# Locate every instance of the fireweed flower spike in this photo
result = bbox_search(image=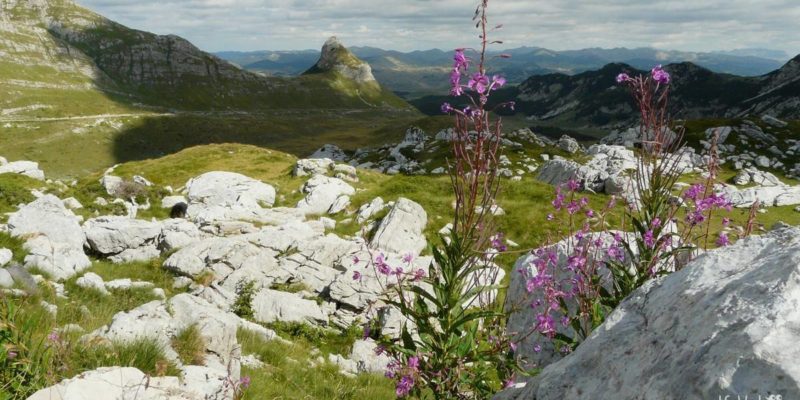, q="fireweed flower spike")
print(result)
[467,73,490,94]
[616,72,631,84]
[651,64,671,84]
